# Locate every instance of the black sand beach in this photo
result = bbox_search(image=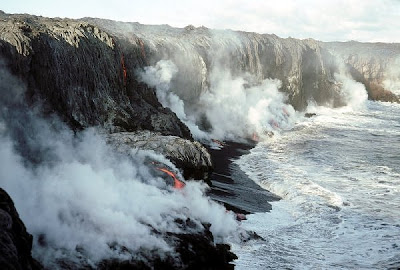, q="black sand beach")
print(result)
[207,141,280,215]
